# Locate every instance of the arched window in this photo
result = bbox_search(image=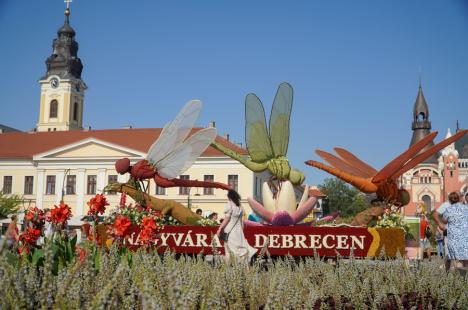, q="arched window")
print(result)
[49,100,58,118]
[417,112,426,122]
[422,195,432,213]
[73,102,79,121]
